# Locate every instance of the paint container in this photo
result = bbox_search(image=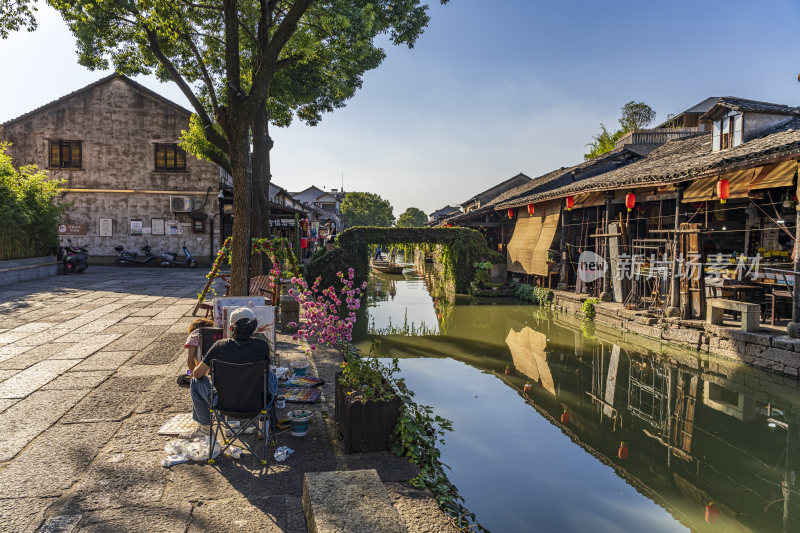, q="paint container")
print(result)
[287,410,312,437]
[276,395,285,409]
[291,361,309,376]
